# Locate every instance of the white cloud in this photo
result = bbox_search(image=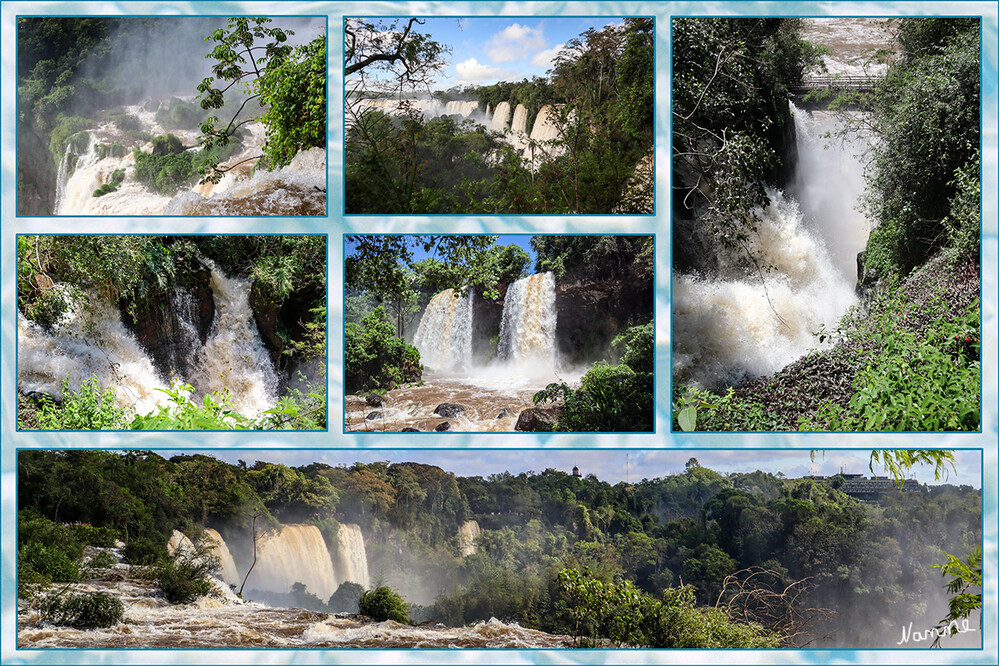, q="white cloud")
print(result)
[455,57,515,82]
[530,43,566,69]
[486,23,547,63]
